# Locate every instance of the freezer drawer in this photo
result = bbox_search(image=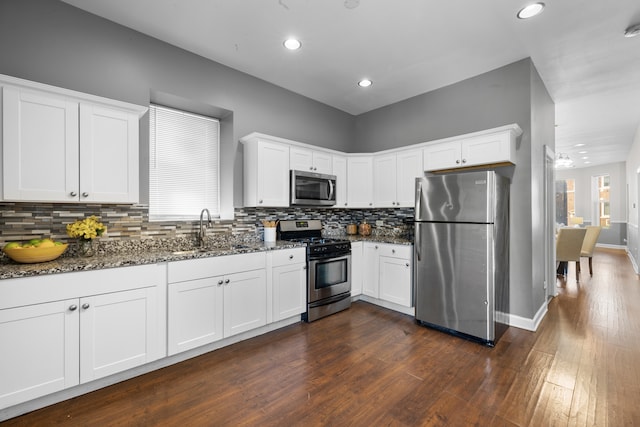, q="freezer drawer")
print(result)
[414,222,494,341]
